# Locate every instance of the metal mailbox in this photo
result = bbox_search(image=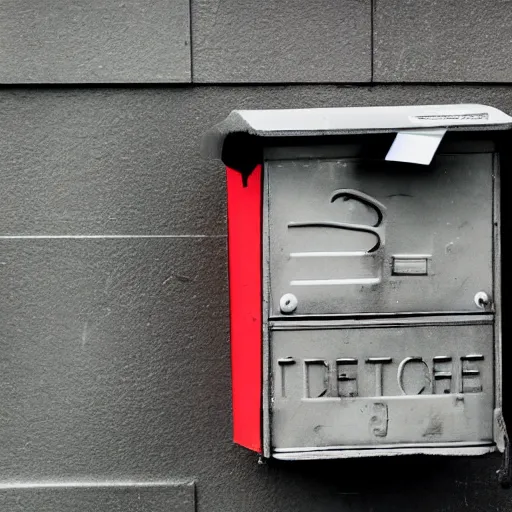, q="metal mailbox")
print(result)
[202,104,511,480]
